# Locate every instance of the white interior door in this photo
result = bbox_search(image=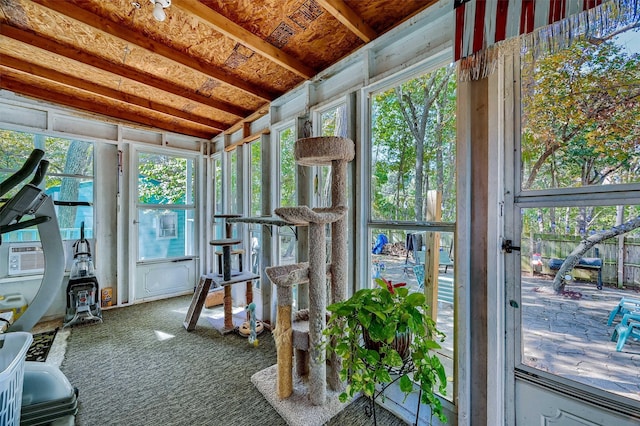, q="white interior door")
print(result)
[131,148,198,302]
